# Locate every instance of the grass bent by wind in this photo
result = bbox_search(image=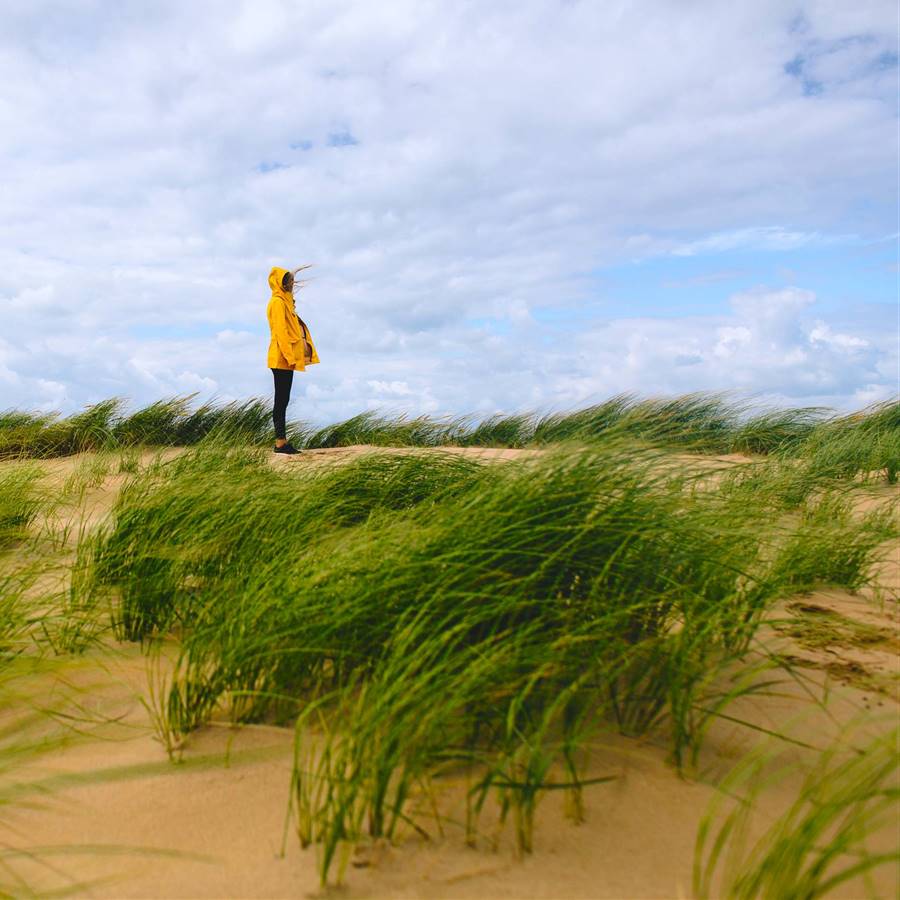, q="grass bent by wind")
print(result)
[0,392,897,893]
